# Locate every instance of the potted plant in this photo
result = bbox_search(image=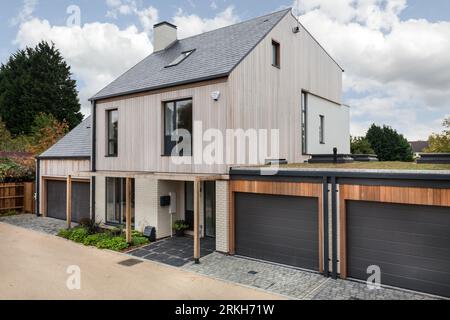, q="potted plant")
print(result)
[173,220,189,237]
